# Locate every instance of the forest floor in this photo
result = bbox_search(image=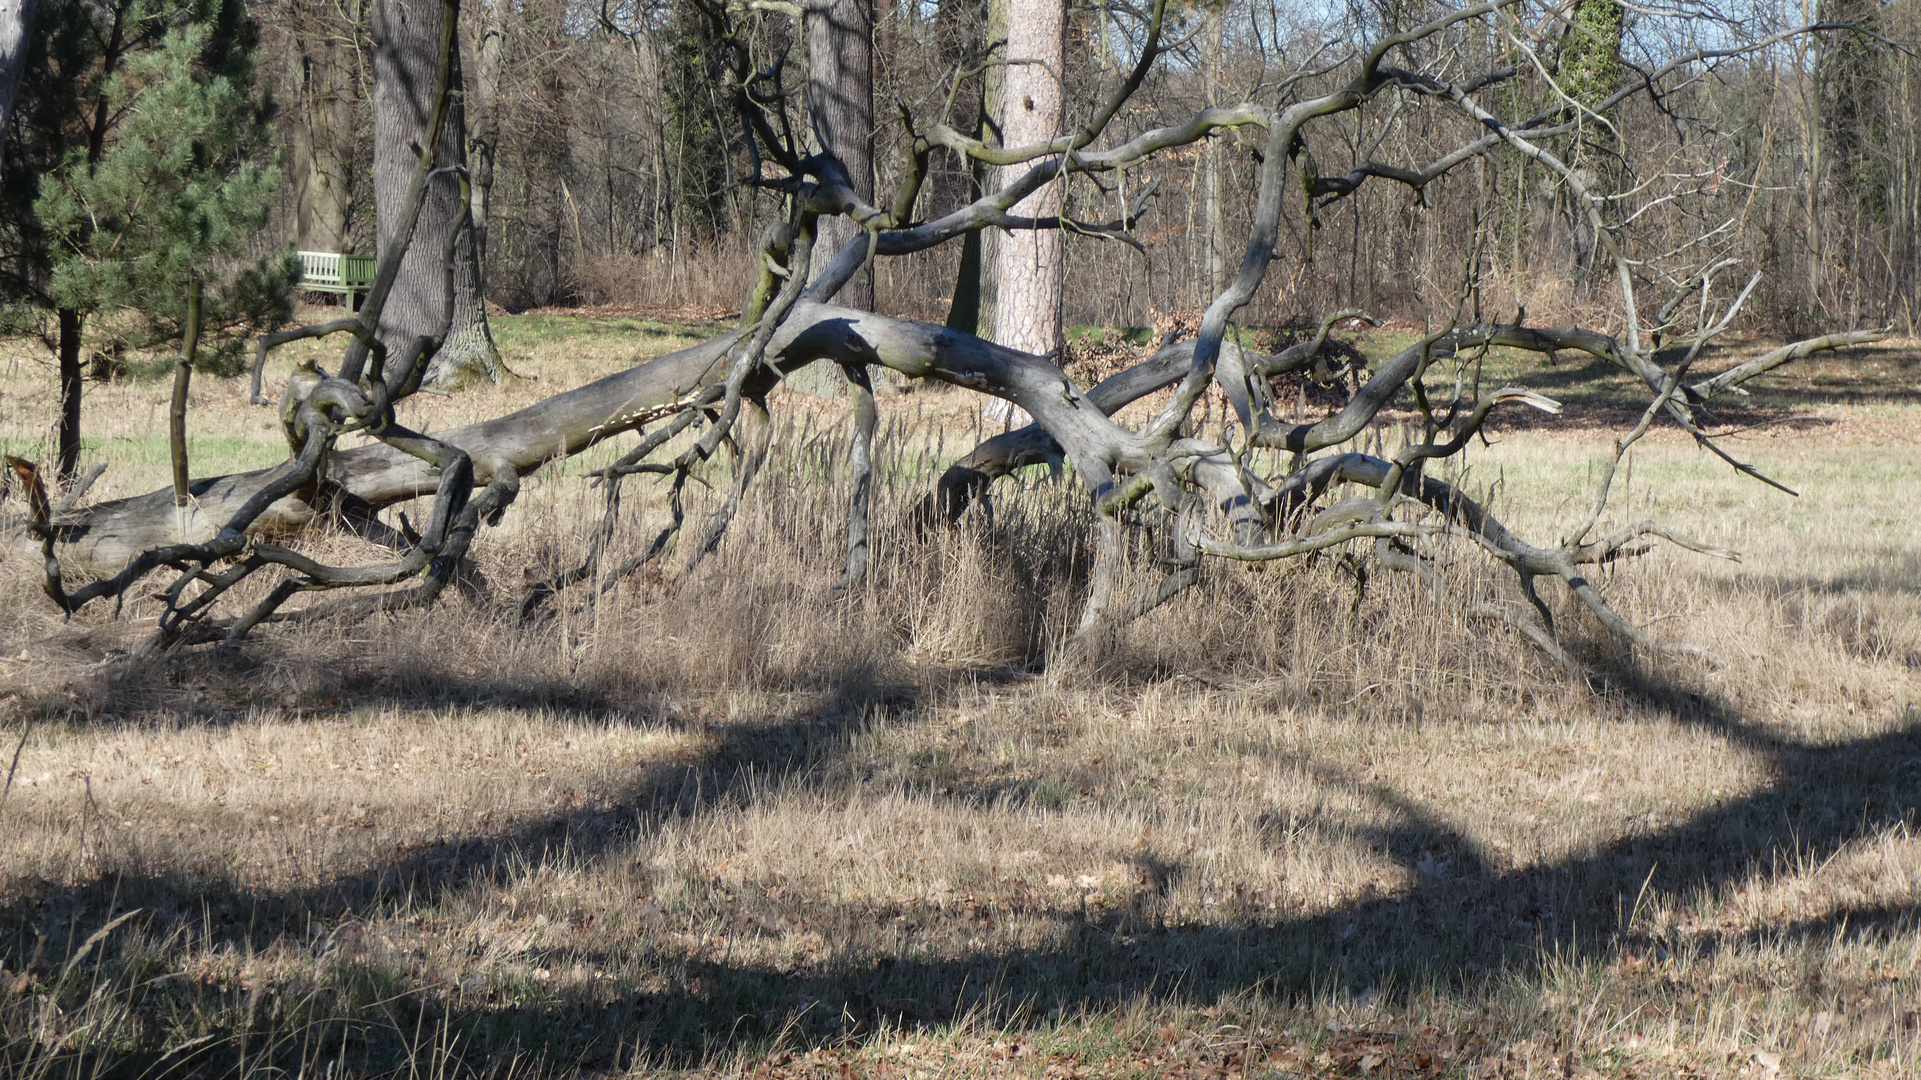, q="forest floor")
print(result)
[0,310,1918,1078]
